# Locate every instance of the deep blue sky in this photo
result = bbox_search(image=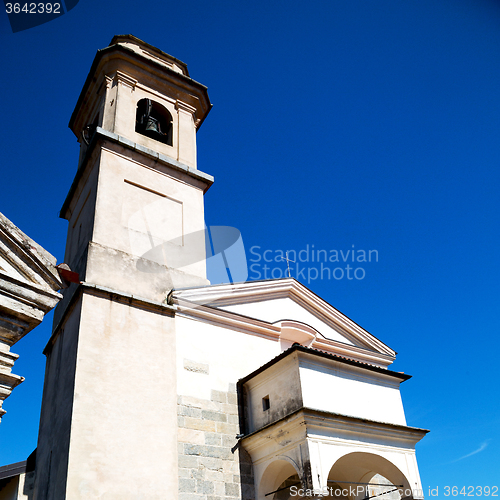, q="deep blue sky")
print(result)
[1,0,500,493]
